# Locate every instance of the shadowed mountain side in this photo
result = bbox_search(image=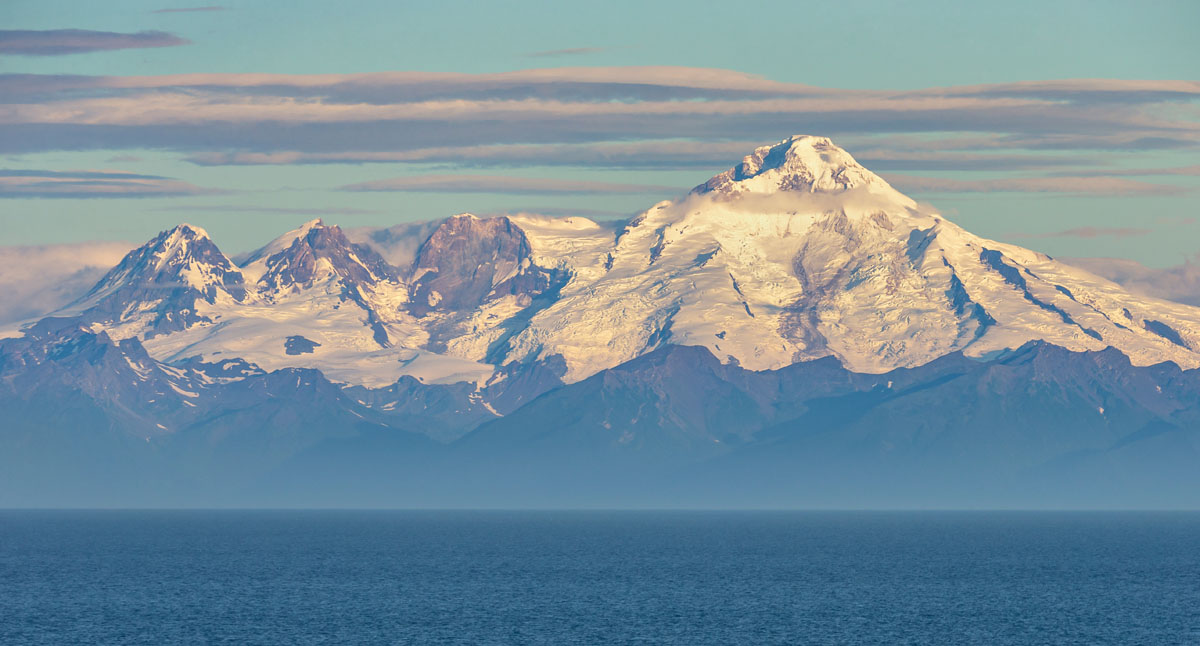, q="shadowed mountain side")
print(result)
[0,324,438,506]
[382,343,1200,508]
[689,344,1200,508]
[5,325,1200,507]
